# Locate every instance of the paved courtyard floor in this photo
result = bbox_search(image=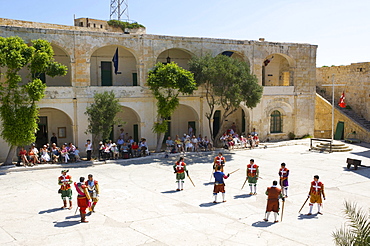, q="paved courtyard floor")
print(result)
[0,140,369,246]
